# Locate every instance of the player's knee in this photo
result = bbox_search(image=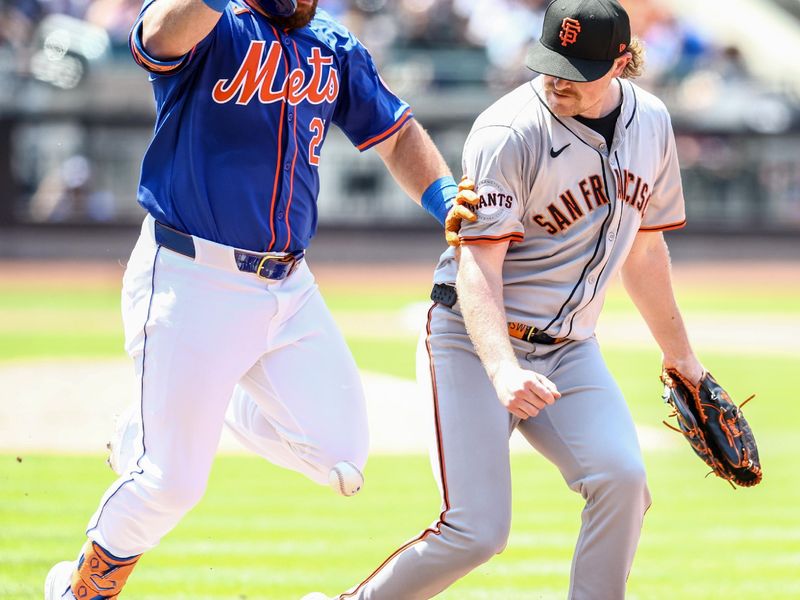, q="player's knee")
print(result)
[304,449,368,488]
[446,515,511,566]
[587,462,650,509]
[461,529,510,566]
[317,435,369,478]
[141,470,208,514]
[159,480,207,514]
[609,464,649,501]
